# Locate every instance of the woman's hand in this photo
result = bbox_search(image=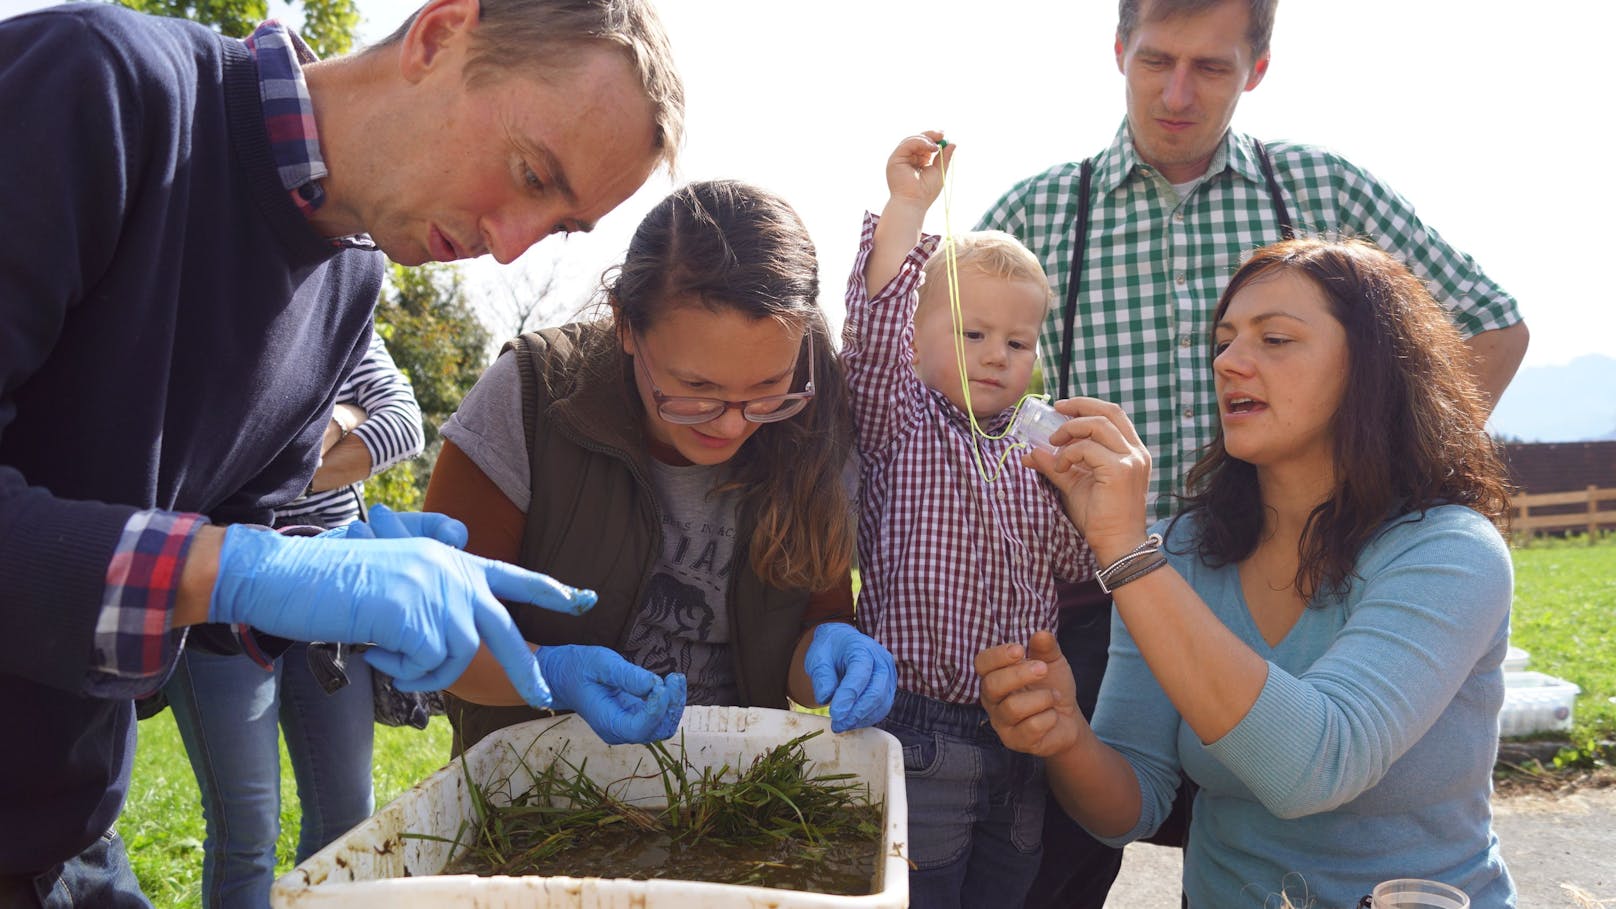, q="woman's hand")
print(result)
[976,630,1087,758]
[1022,397,1153,565]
